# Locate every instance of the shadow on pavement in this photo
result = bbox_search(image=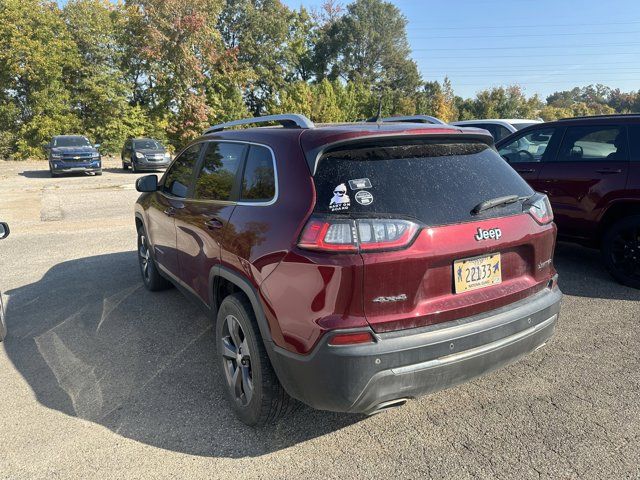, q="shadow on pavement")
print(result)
[3,252,361,458]
[18,170,53,179]
[102,168,165,175]
[19,170,101,178]
[5,244,637,457]
[554,242,640,301]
